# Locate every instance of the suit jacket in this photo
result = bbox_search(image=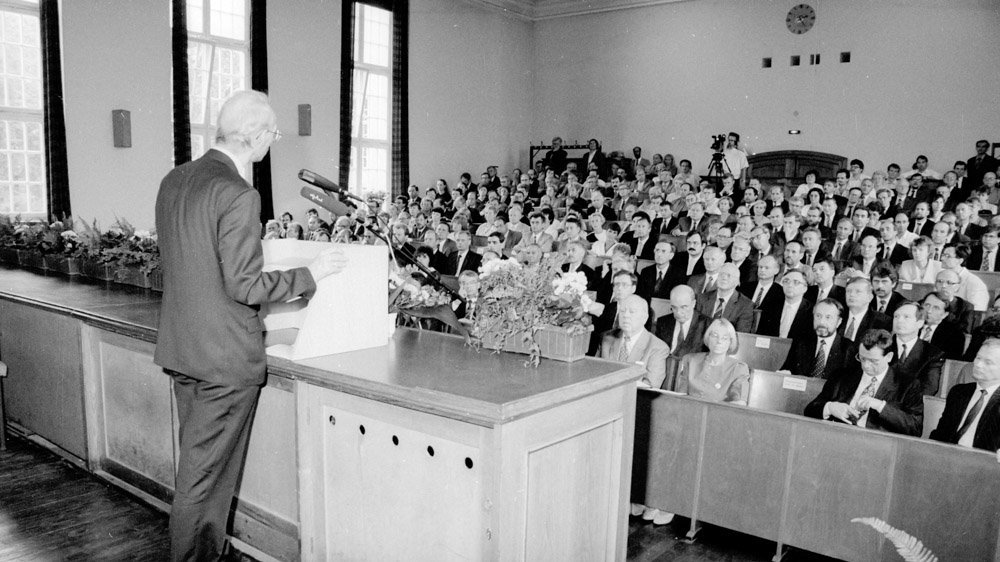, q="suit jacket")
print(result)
[840,309,891,342]
[956,222,985,241]
[445,250,482,276]
[734,258,758,286]
[781,333,855,379]
[891,337,944,396]
[869,292,906,317]
[514,231,555,254]
[671,252,706,277]
[965,154,1000,192]
[154,150,317,386]
[908,218,935,237]
[599,329,670,388]
[739,280,785,320]
[806,284,846,309]
[654,311,709,362]
[878,243,910,266]
[966,245,1000,272]
[827,238,857,264]
[697,289,754,333]
[562,262,597,290]
[757,298,813,338]
[619,231,656,260]
[927,319,967,361]
[674,216,709,237]
[944,296,975,333]
[652,216,680,237]
[637,263,682,300]
[804,366,924,436]
[930,382,1000,452]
